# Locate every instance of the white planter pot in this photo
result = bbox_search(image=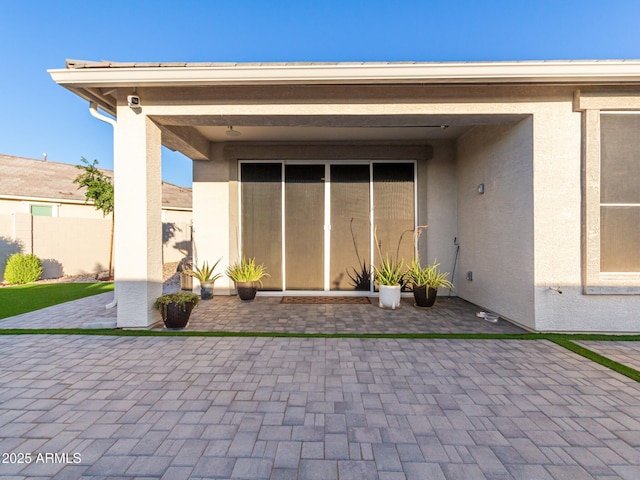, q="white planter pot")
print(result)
[379,284,401,309]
